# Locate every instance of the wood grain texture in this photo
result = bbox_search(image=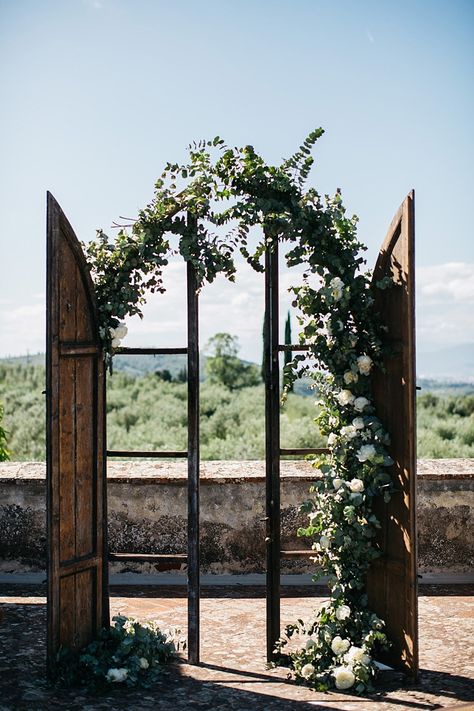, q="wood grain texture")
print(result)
[46,192,108,669]
[367,191,418,677]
